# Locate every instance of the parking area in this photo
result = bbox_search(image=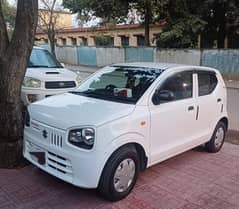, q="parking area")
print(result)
[0,141,239,209]
[1,64,238,209]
